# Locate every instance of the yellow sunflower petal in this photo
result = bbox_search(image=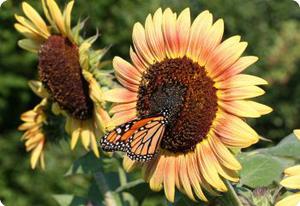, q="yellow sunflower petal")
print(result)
[14,23,42,40]
[280,175,300,189]
[20,110,36,122]
[25,133,44,148]
[64,116,72,134]
[40,151,46,170]
[15,14,47,39]
[41,0,55,28]
[18,121,37,131]
[247,101,273,116]
[18,39,40,53]
[123,156,140,172]
[28,80,49,98]
[63,0,74,41]
[30,140,44,169]
[90,132,100,158]
[285,165,300,176]
[22,2,50,37]
[95,107,111,132]
[46,0,66,35]
[81,121,91,150]
[70,119,81,149]
[275,193,300,206]
[294,130,300,139]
